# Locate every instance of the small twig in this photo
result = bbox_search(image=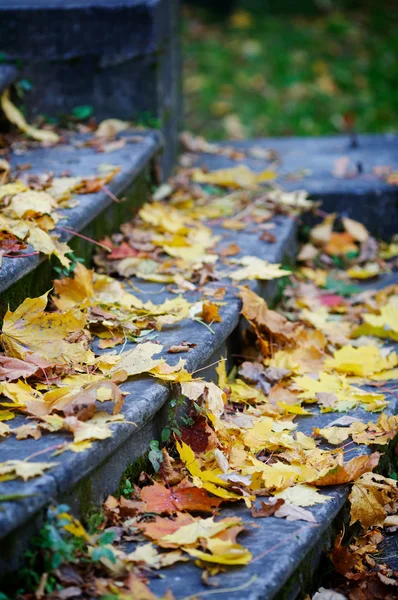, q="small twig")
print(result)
[3,251,40,258]
[24,444,64,462]
[192,357,226,375]
[103,185,124,204]
[56,226,111,252]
